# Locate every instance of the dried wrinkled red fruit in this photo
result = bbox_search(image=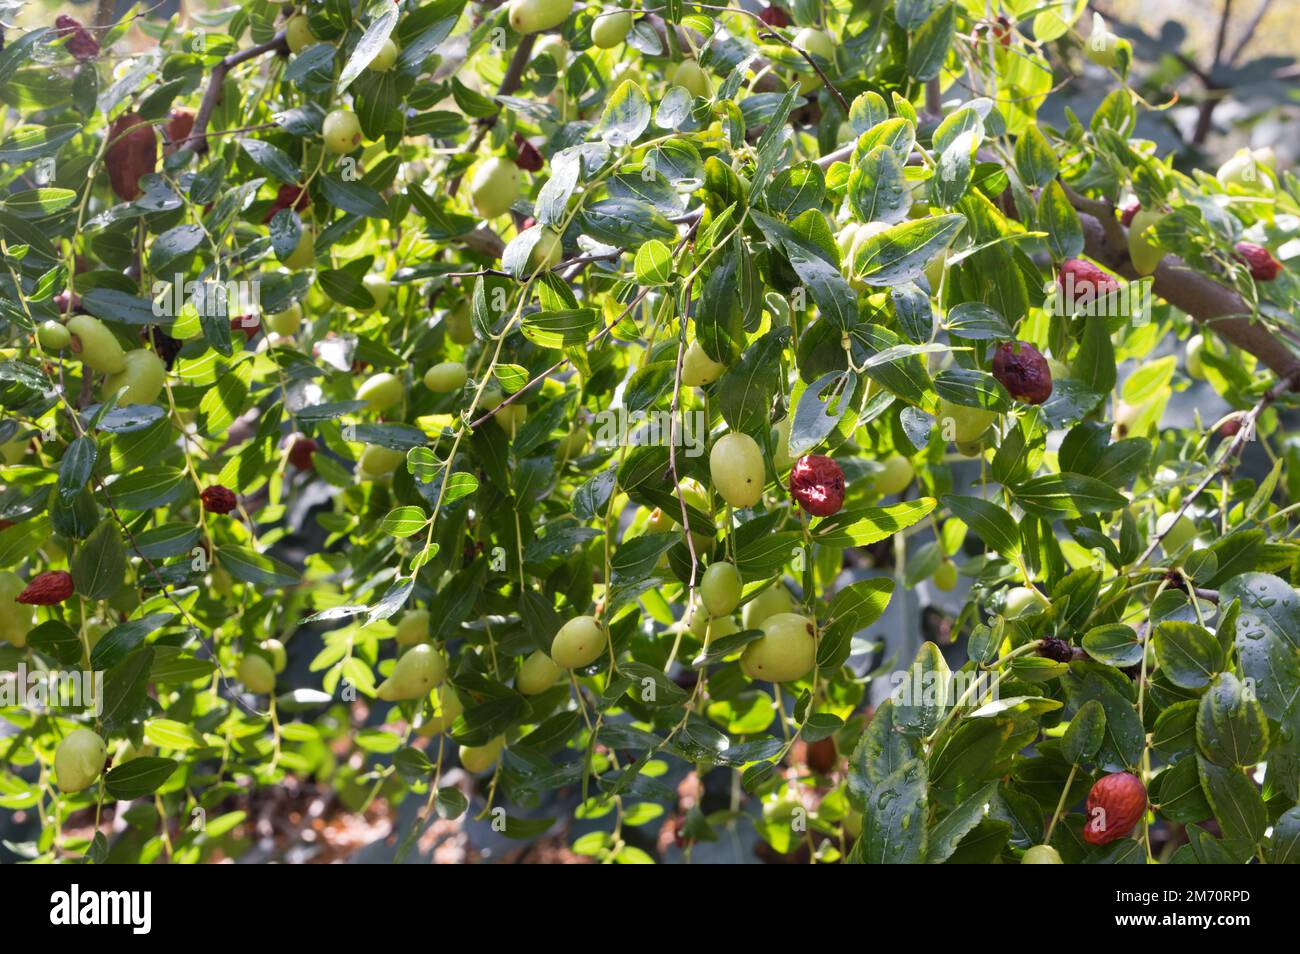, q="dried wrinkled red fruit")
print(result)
[1119,199,1141,227]
[1233,242,1282,282]
[163,108,195,155]
[1058,257,1120,305]
[512,133,544,173]
[756,5,791,27]
[288,437,318,470]
[790,454,845,517]
[1083,771,1147,845]
[105,112,158,201]
[200,485,238,514]
[991,340,1053,404]
[17,570,75,605]
[55,15,100,60]
[1037,637,1074,663]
